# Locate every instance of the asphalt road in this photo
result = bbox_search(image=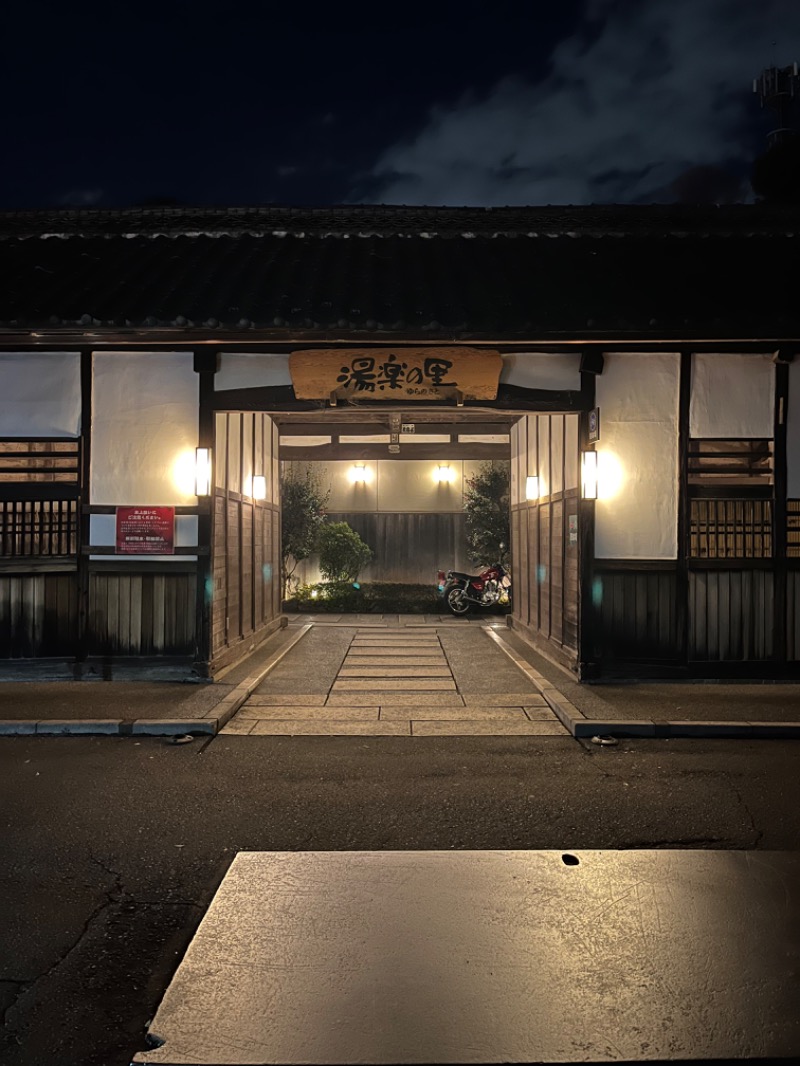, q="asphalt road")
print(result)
[2,732,800,1066]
